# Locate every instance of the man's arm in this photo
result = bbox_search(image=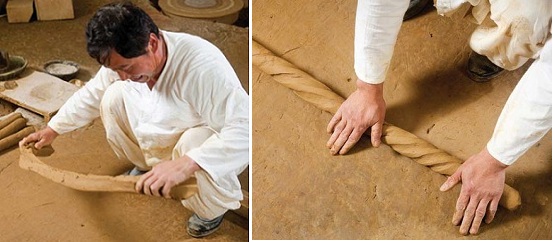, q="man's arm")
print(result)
[184,77,250,184]
[135,36,249,199]
[176,39,249,184]
[47,66,118,134]
[20,66,117,148]
[440,38,552,235]
[327,0,409,155]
